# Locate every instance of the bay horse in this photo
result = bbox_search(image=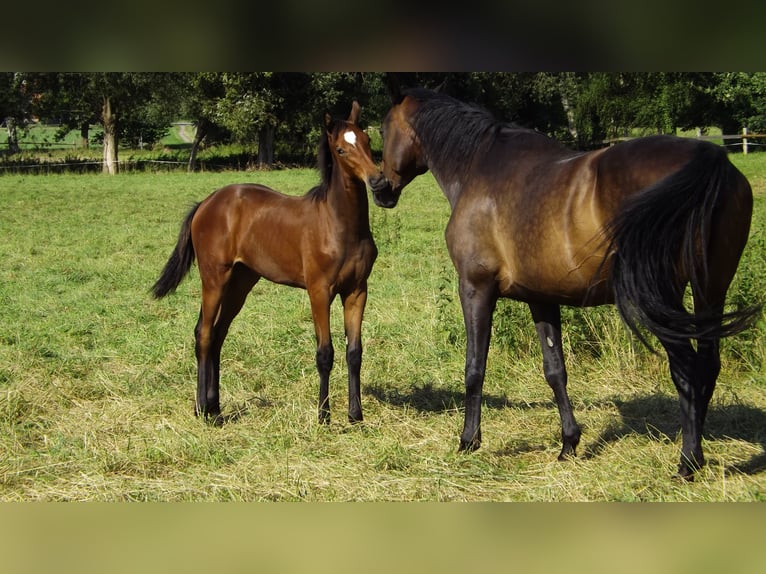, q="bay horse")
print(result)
[373,85,760,479]
[153,102,391,425]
